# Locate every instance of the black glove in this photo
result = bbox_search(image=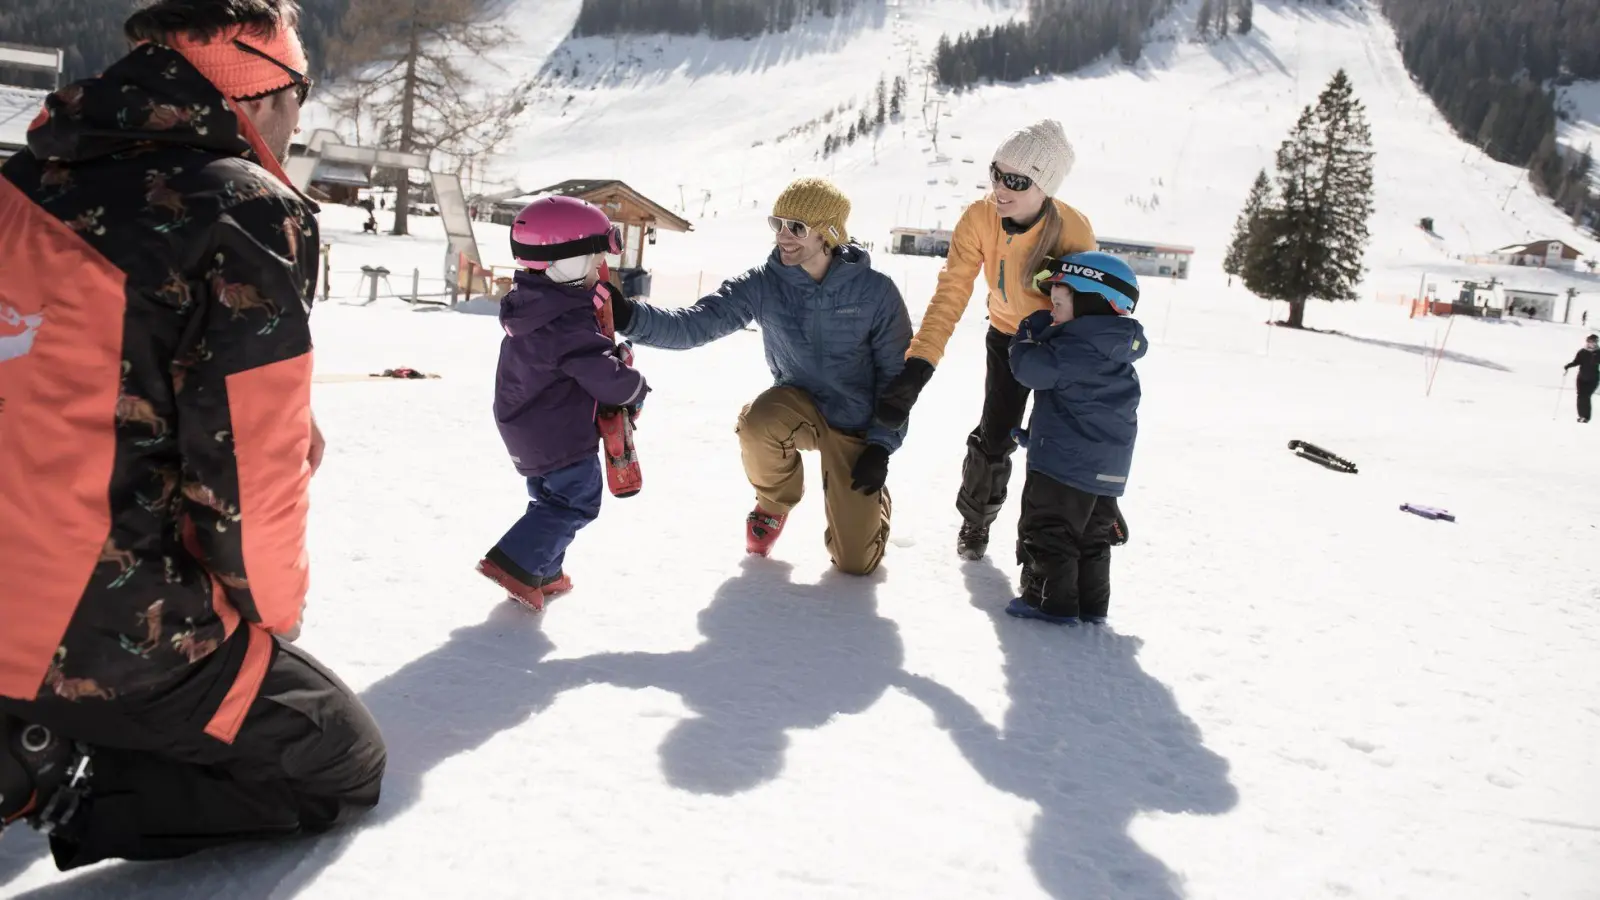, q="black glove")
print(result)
[1014,310,1053,343]
[1111,507,1129,546]
[611,292,636,333]
[604,385,649,423]
[850,444,890,494]
[873,357,935,430]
